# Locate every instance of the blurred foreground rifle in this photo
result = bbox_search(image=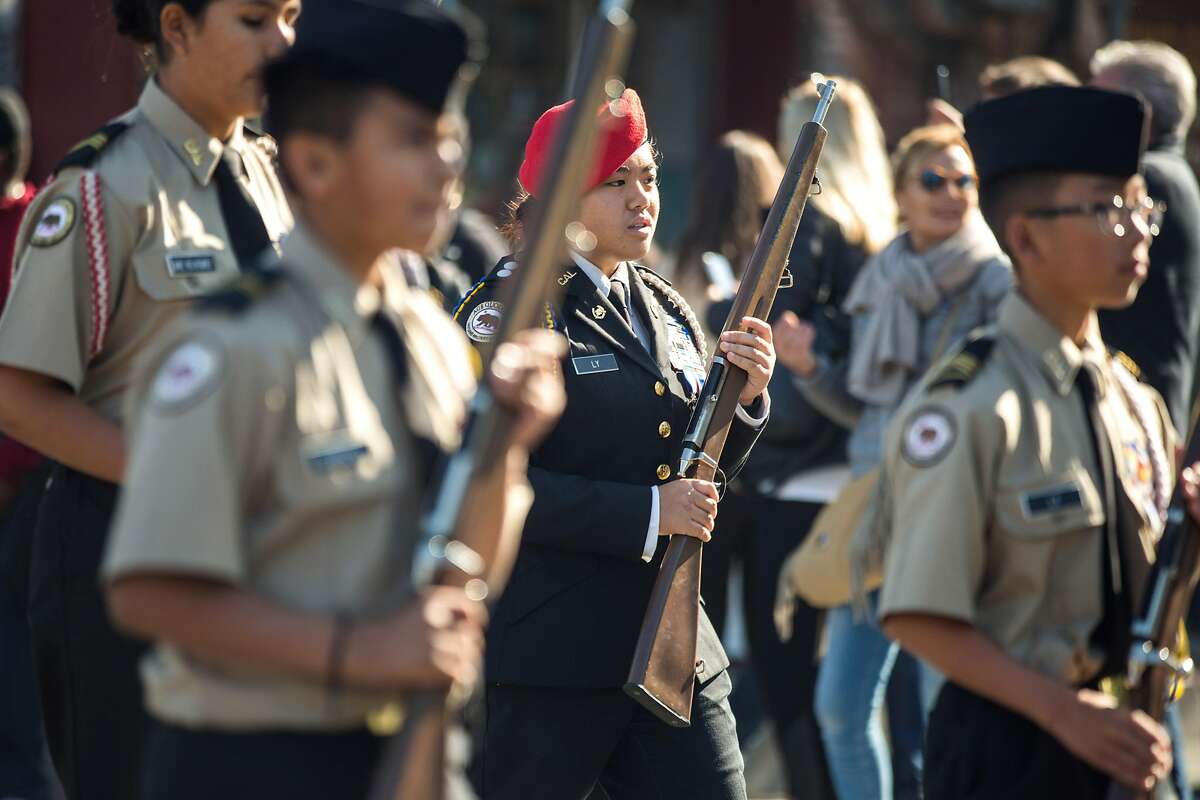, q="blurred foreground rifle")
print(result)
[624,77,838,727]
[1107,412,1200,800]
[367,3,636,797]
